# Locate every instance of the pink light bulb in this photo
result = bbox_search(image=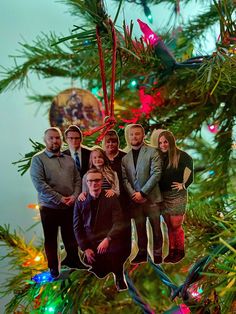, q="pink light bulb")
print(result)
[179,304,191,313]
[208,123,219,133]
[137,19,160,46]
